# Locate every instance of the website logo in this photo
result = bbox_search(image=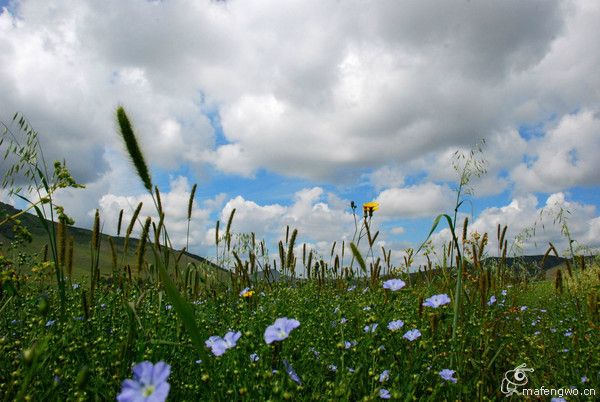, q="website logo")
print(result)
[501,363,534,396]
